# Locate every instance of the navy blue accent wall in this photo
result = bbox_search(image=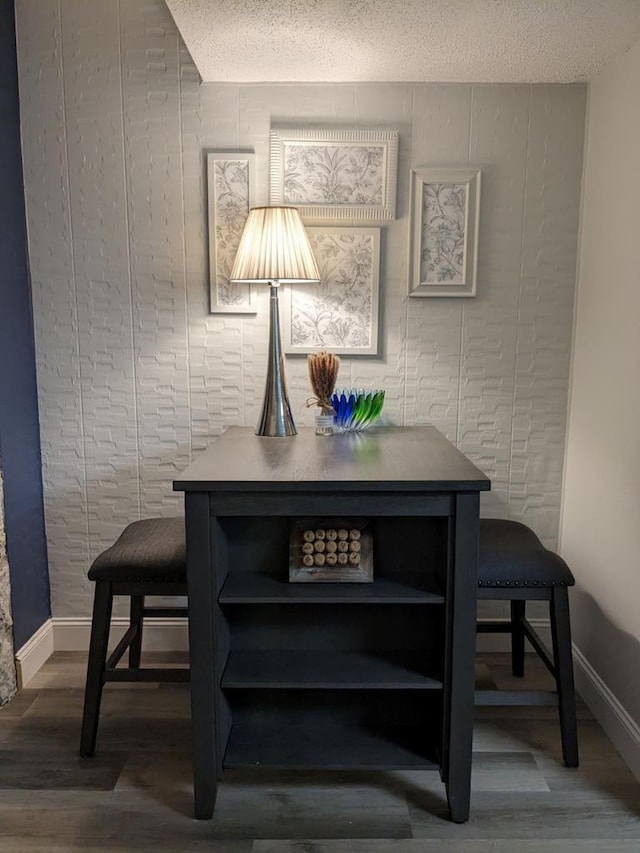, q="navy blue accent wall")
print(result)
[0,1,51,650]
